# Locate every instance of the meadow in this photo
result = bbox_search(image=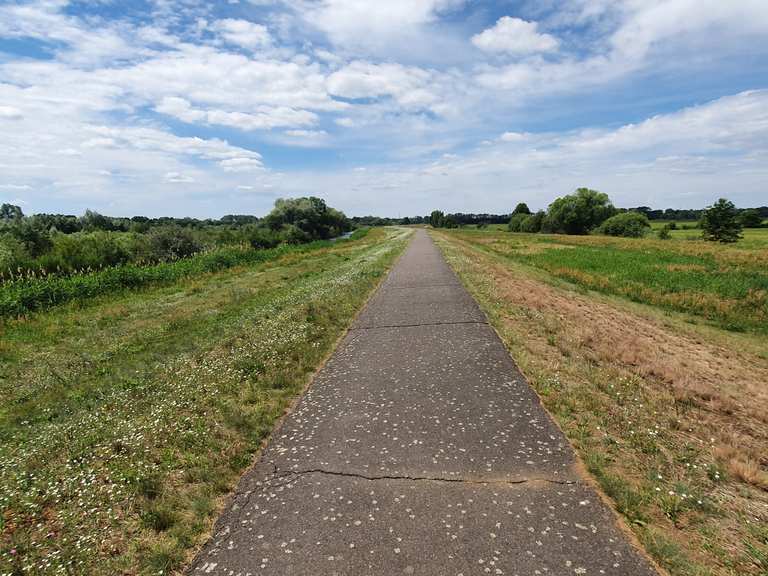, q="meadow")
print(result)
[0,227,410,575]
[647,220,768,248]
[453,227,768,334]
[434,227,768,576]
